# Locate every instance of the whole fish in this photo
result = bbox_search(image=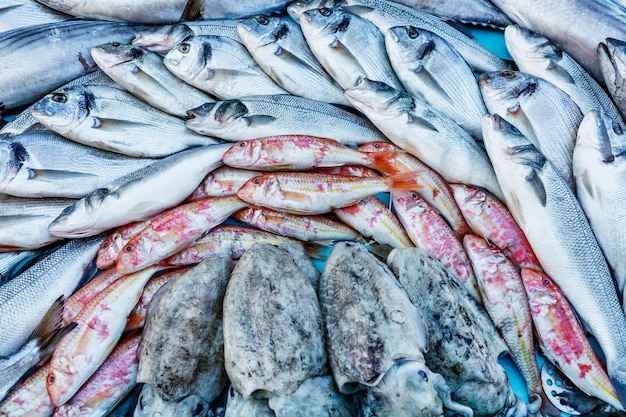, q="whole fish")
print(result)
[47,143,230,238]
[115,195,248,274]
[487,0,626,83]
[138,257,233,402]
[385,25,487,140]
[286,0,511,73]
[187,166,264,201]
[91,43,214,118]
[0,0,70,34]
[573,110,626,299]
[599,38,626,121]
[0,195,74,250]
[52,332,141,417]
[344,77,504,200]
[47,266,157,406]
[0,128,156,200]
[224,386,274,417]
[0,362,54,417]
[223,244,326,398]
[96,220,151,270]
[237,15,348,106]
[0,20,143,114]
[133,384,210,417]
[0,234,104,357]
[236,171,424,215]
[482,113,626,408]
[521,268,624,411]
[392,191,480,301]
[164,35,287,99]
[222,135,398,172]
[133,20,242,54]
[505,25,625,129]
[300,7,404,91]
[383,0,511,28]
[31,84,219,157]
[185,95,389,146]
[479,70,583,189]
